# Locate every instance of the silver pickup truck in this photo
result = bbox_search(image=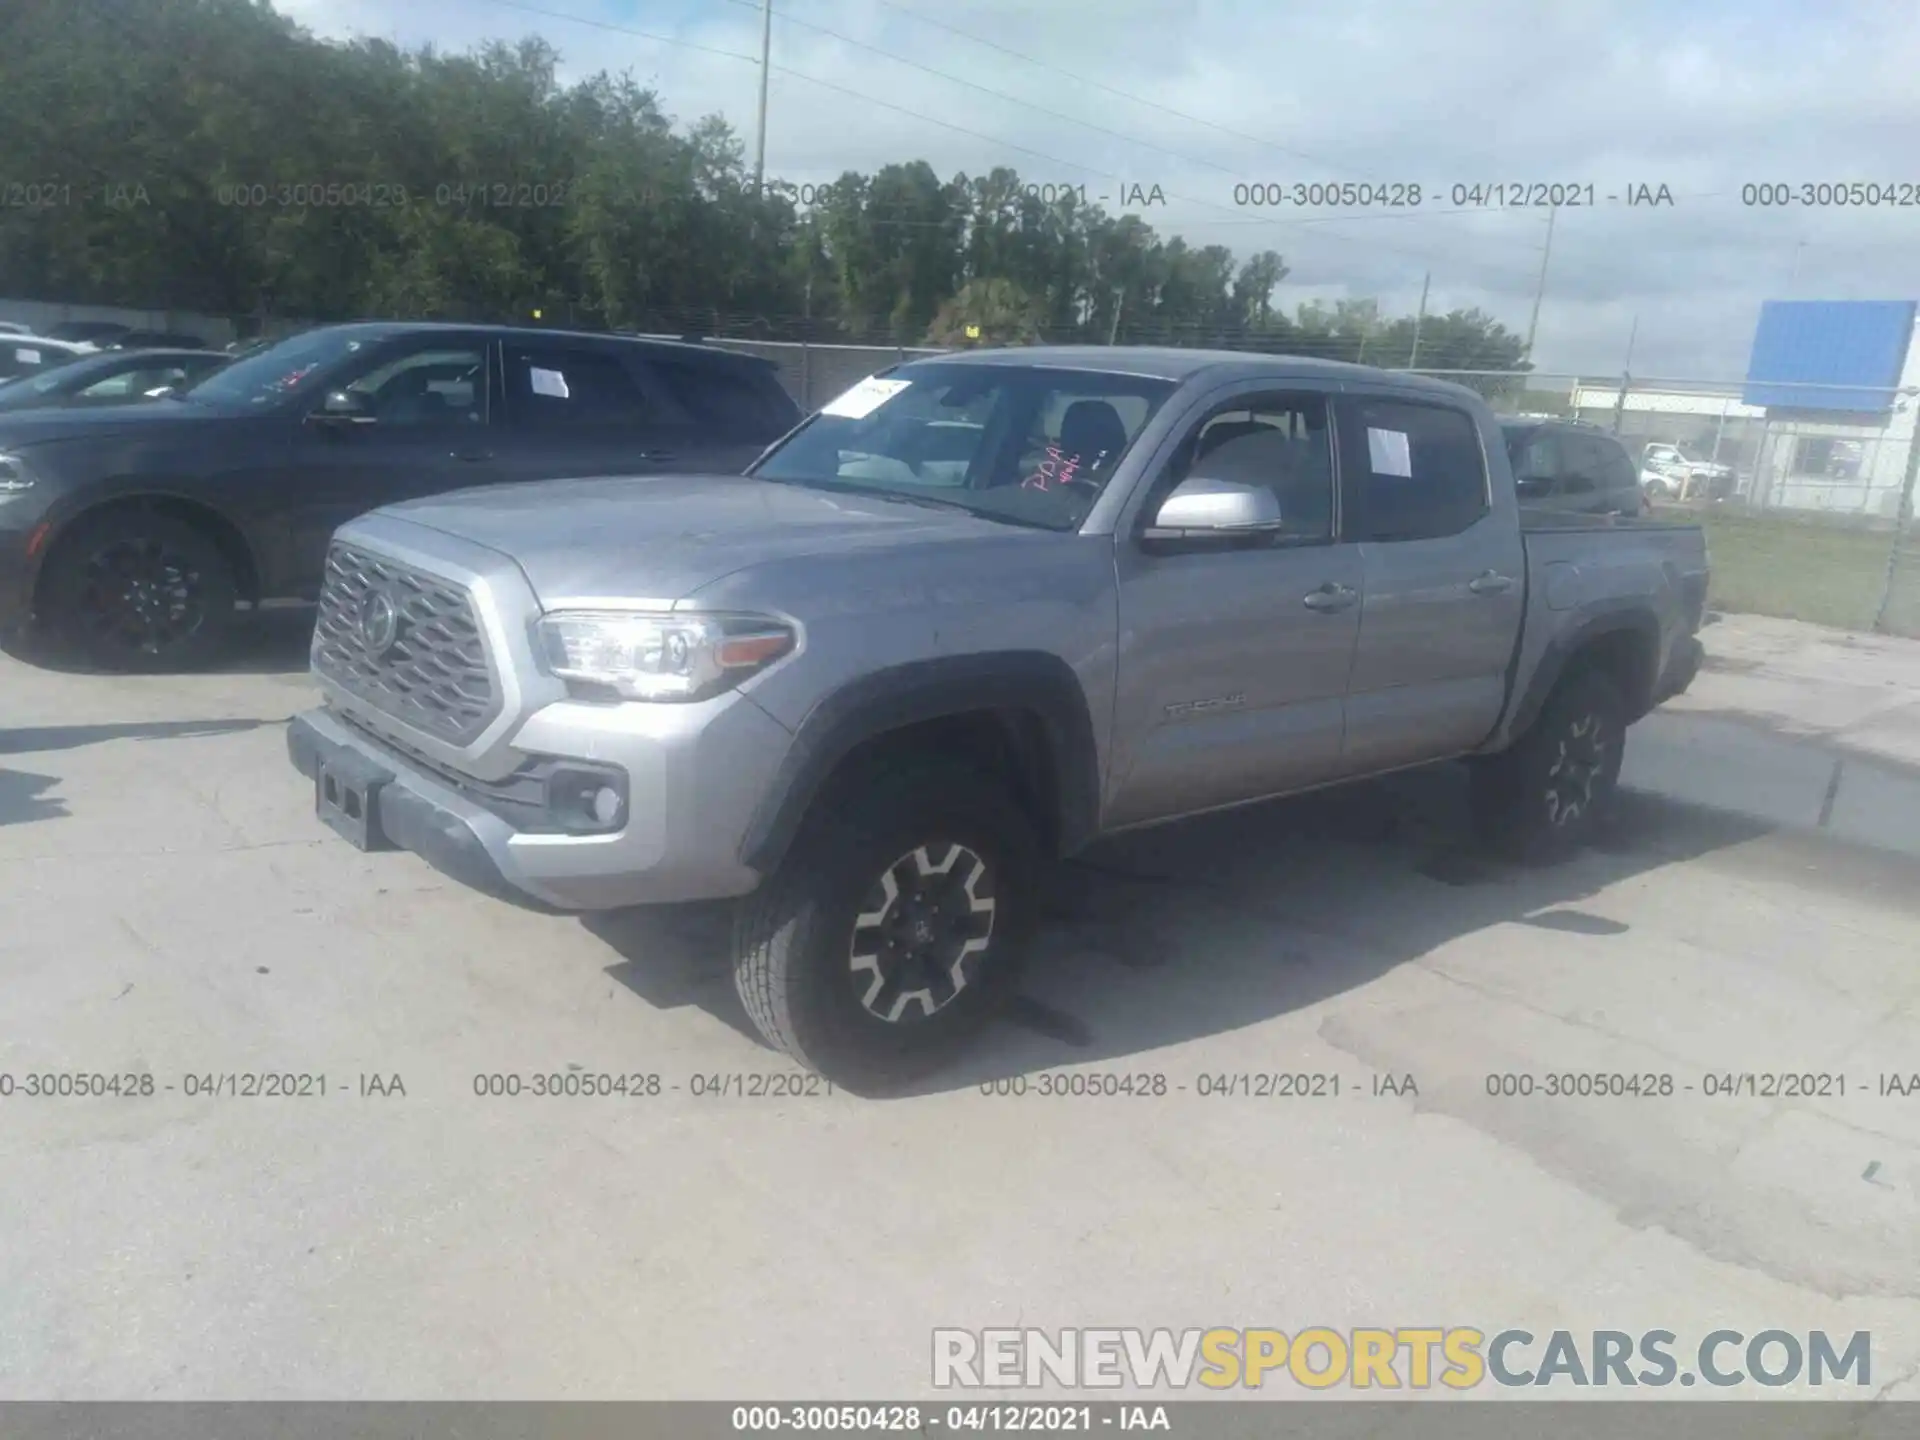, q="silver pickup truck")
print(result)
[286,347,1708,1090]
